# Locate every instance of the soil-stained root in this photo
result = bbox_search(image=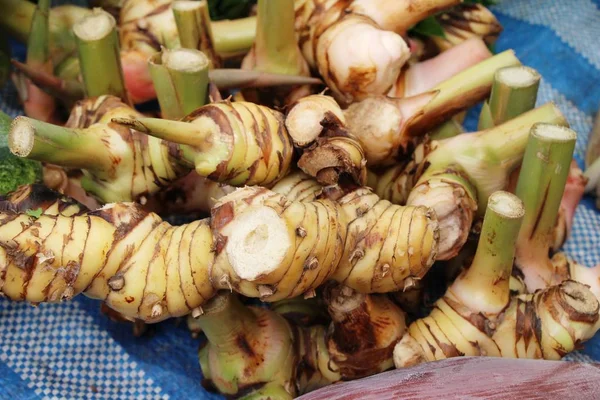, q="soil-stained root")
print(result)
[298,136,367,186]
[295,285,406,395]
[323,285,406,379]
